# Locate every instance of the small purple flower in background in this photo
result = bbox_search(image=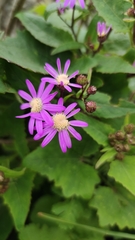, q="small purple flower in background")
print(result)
[16,79,65,135]
[97,22,111,37]
[56,0,85,9]
[34,98,88,153]
[41,58,81,92]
